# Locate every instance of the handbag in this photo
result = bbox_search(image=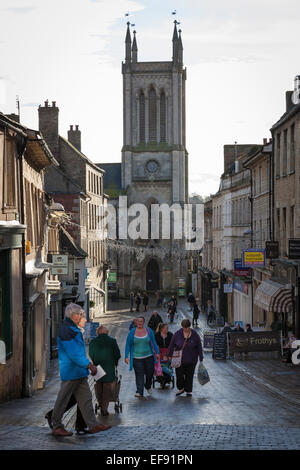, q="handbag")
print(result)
[197,363,210,386]
[154,361,163,376]
[170,337,188,369]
